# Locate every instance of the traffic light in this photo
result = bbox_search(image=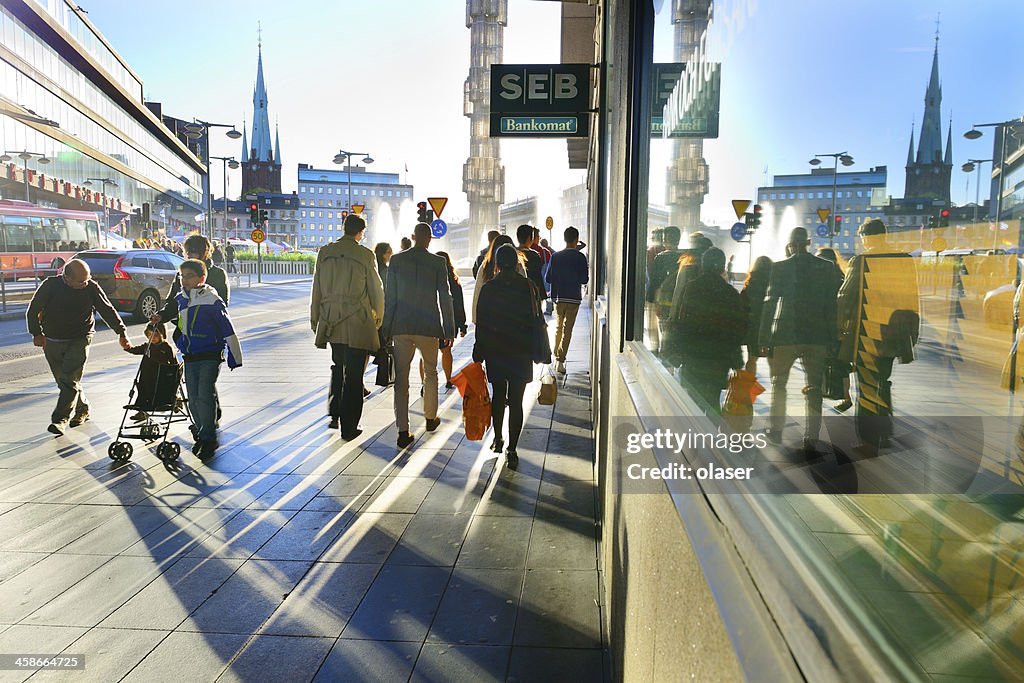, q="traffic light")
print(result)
[417,202,428,223]
[833,215,842,236]
[341,210,349,220]
[249,202,259,223]
[927,214,937,229]
[259,209,269,224]
[142,202,151,225]
[743,212,755,230]
[939,208,951,228]
[751,204,762,230]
